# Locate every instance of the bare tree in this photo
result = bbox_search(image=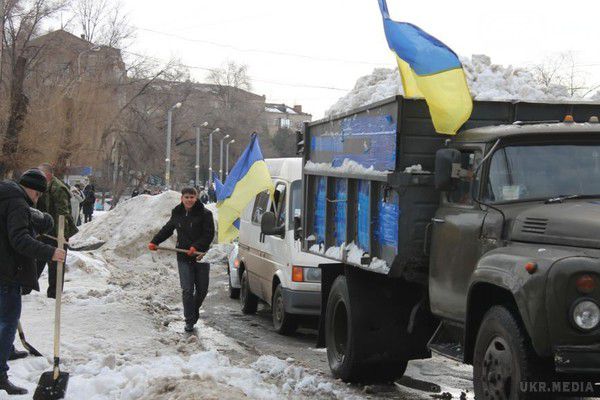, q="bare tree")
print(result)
[207,61,252,109]
[72,0,134,48]
[0,0,69,178]
[533,52,600,98]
